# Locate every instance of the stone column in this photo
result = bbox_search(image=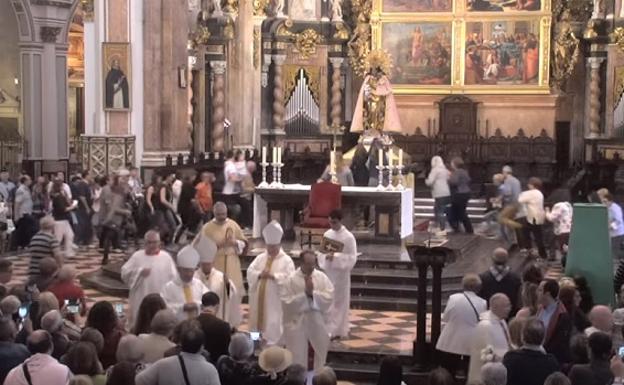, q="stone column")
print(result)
[211,61,227,151]
[329,58,344,129]
[587,57,604,138]
[272,54,286,134]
